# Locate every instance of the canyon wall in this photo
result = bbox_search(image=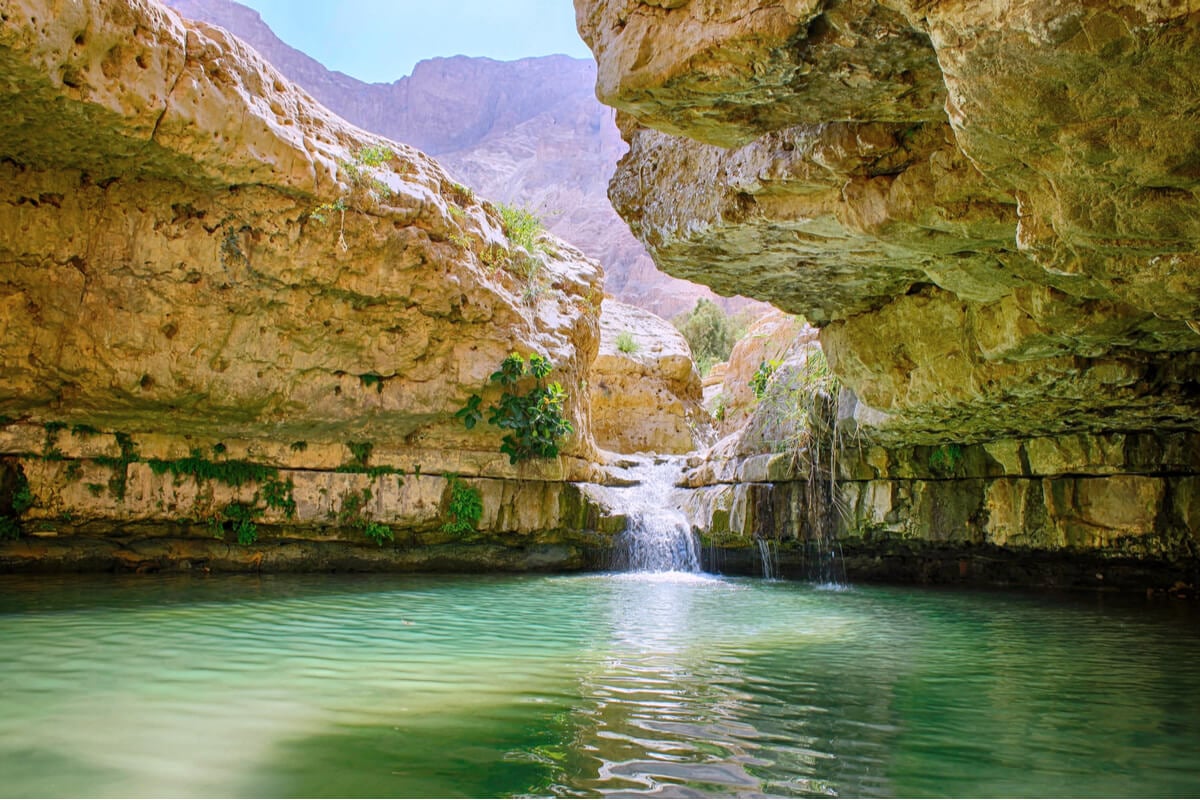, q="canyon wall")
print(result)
[577,0,1200,588]
[0,0,631,572]
[161,0,762,320]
